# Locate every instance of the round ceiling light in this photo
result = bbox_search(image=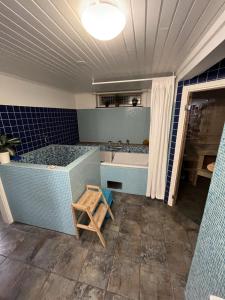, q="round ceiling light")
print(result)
[81,2,126,41]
